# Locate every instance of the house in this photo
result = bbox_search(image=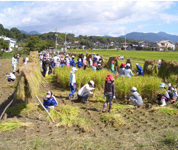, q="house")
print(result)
[175,42,178,49]
[0,36,17,52]
[74,40,79,44]
[157,40,175,51]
